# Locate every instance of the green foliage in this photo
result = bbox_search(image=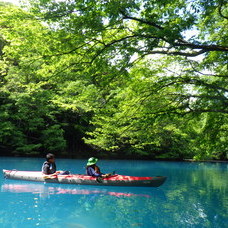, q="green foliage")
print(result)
[0,3,88,156]
[41,125,66,153]
[0,0,227,159]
